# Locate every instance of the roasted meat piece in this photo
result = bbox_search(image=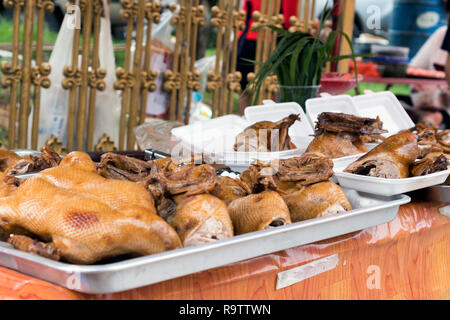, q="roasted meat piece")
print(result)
[410,152,449,176]
[97,152,153,181]
[169,194,234,246]
[210,176,251,205]
[240,152,334,193]
[281,181,352,222]
[307,112,387,159]
[0,151,182,264]
[0,147,60,175]
[144,159,234,247]
[437,130,450,153]
[227,191,291,235]
[234,114,300,152]
[344,131,420,178]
